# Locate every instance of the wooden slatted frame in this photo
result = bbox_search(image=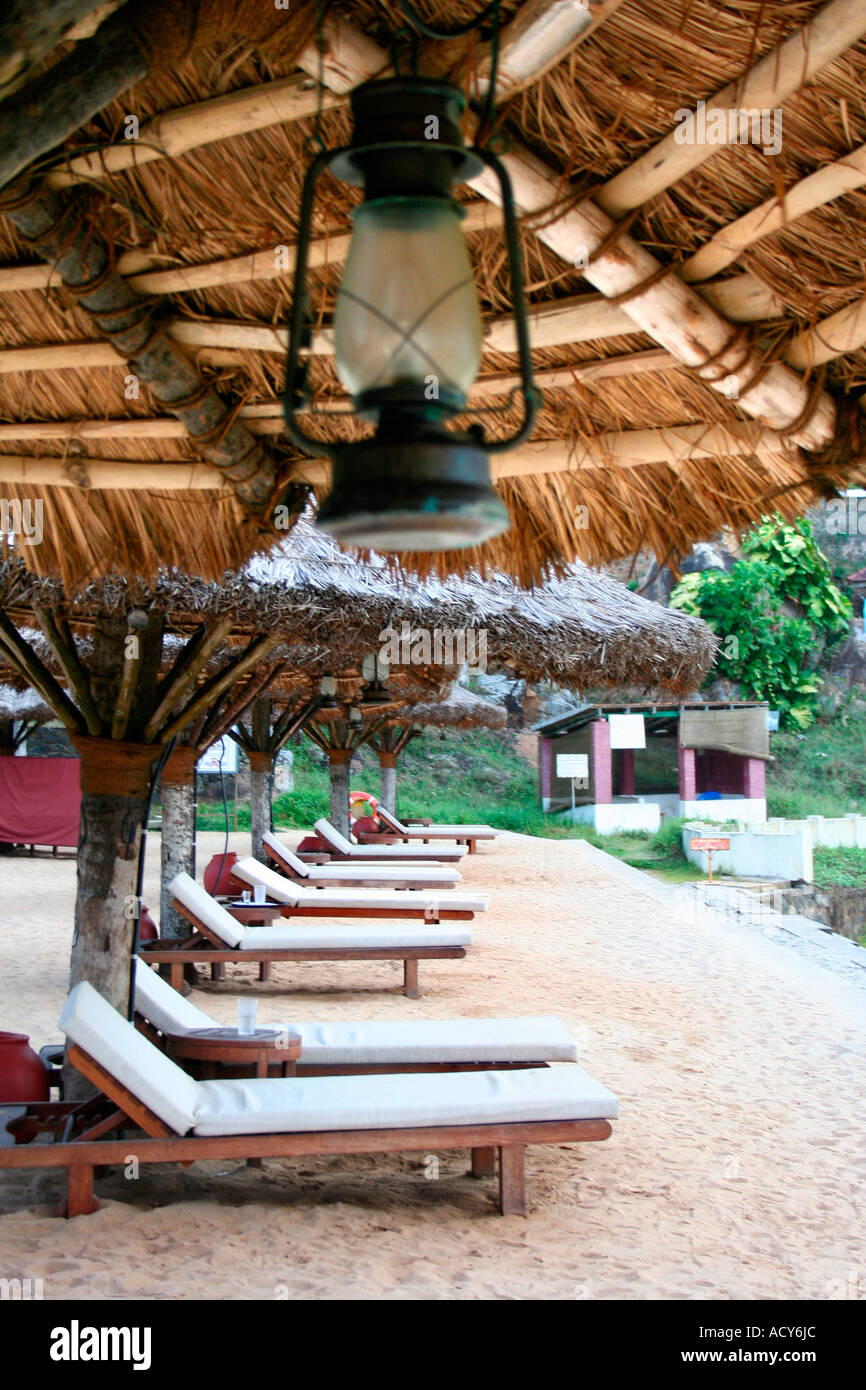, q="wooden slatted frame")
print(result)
[0,1045,612,1218]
